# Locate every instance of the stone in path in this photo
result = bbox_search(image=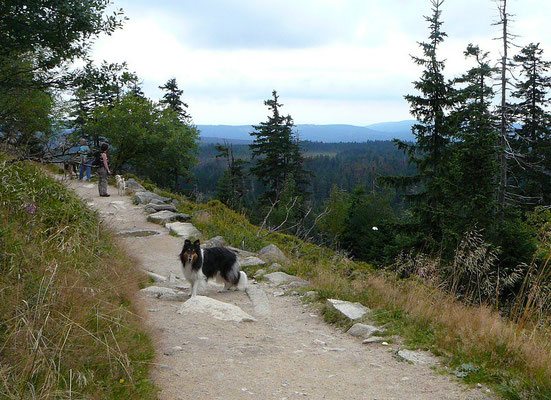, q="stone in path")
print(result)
[140,286,175,297]
[258,244,288,264]
[166,222,201,240]
[143,270,167,282]
[245,286,270,317]
[177,295,256,323]
[147,210,190,225]
[263,272,308,287]
[397,349,439,366]
[347,323,382,339]
[326,299,371,321]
